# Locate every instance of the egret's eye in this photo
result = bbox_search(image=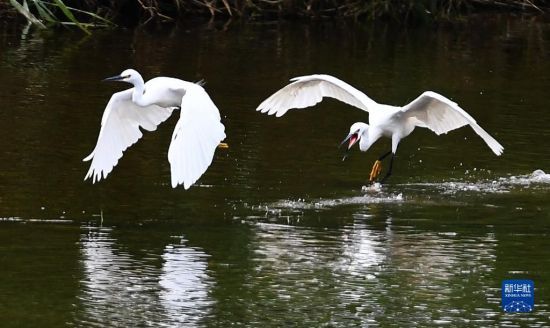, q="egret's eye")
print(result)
[123,75,131,79]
